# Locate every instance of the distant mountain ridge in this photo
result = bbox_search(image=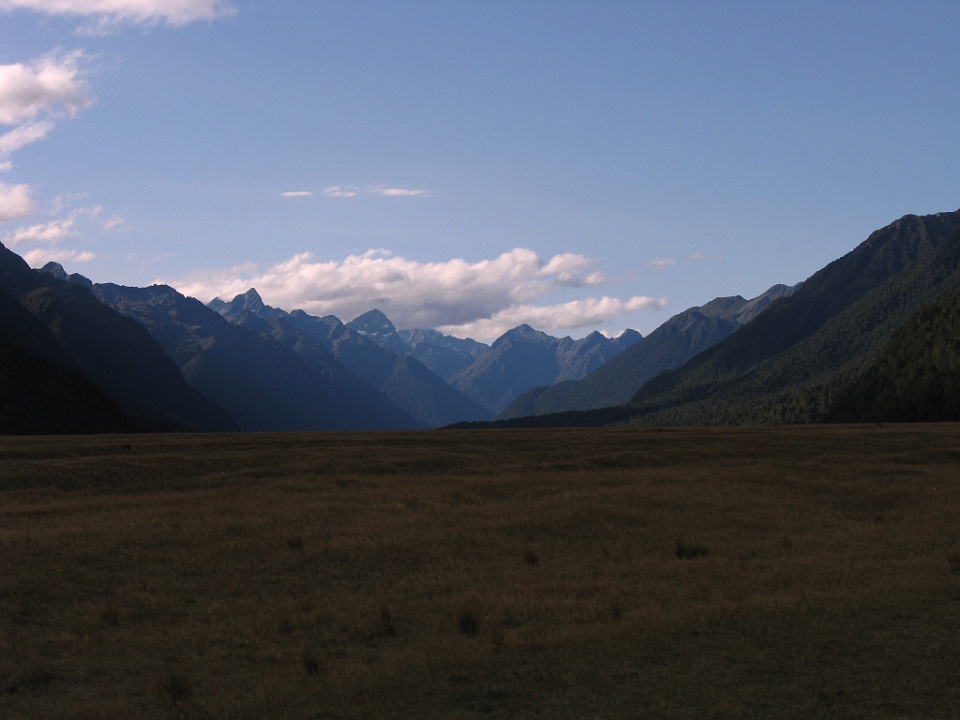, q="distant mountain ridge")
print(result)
[396,328,487,381]
[213,293,492,427]
[93,283,421,432]
[500,284,798,419]
[447,324,642,414]
[6,207,958,435]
